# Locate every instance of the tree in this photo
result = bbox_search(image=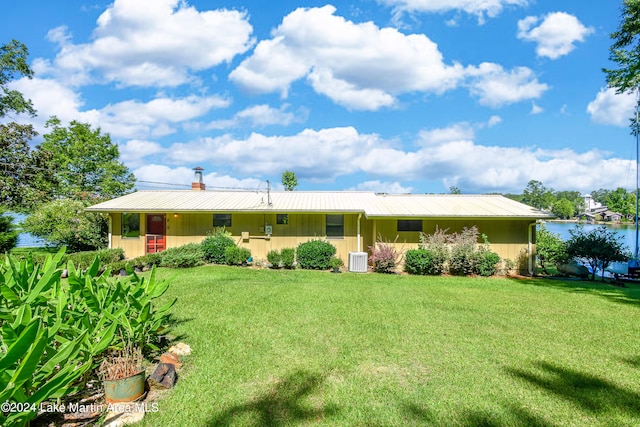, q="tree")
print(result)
[565,225,629,280]
[604,0,640,93]
[36,117,135,200]
[21,199,107,252]
[281,170,298,191]
[521,180,555,210]
[552,198,575,219]
[536,225,568,274]
[606,187,635,218]
[0,209,18,252]
[449,186,461,194]
[0,39,35,118]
